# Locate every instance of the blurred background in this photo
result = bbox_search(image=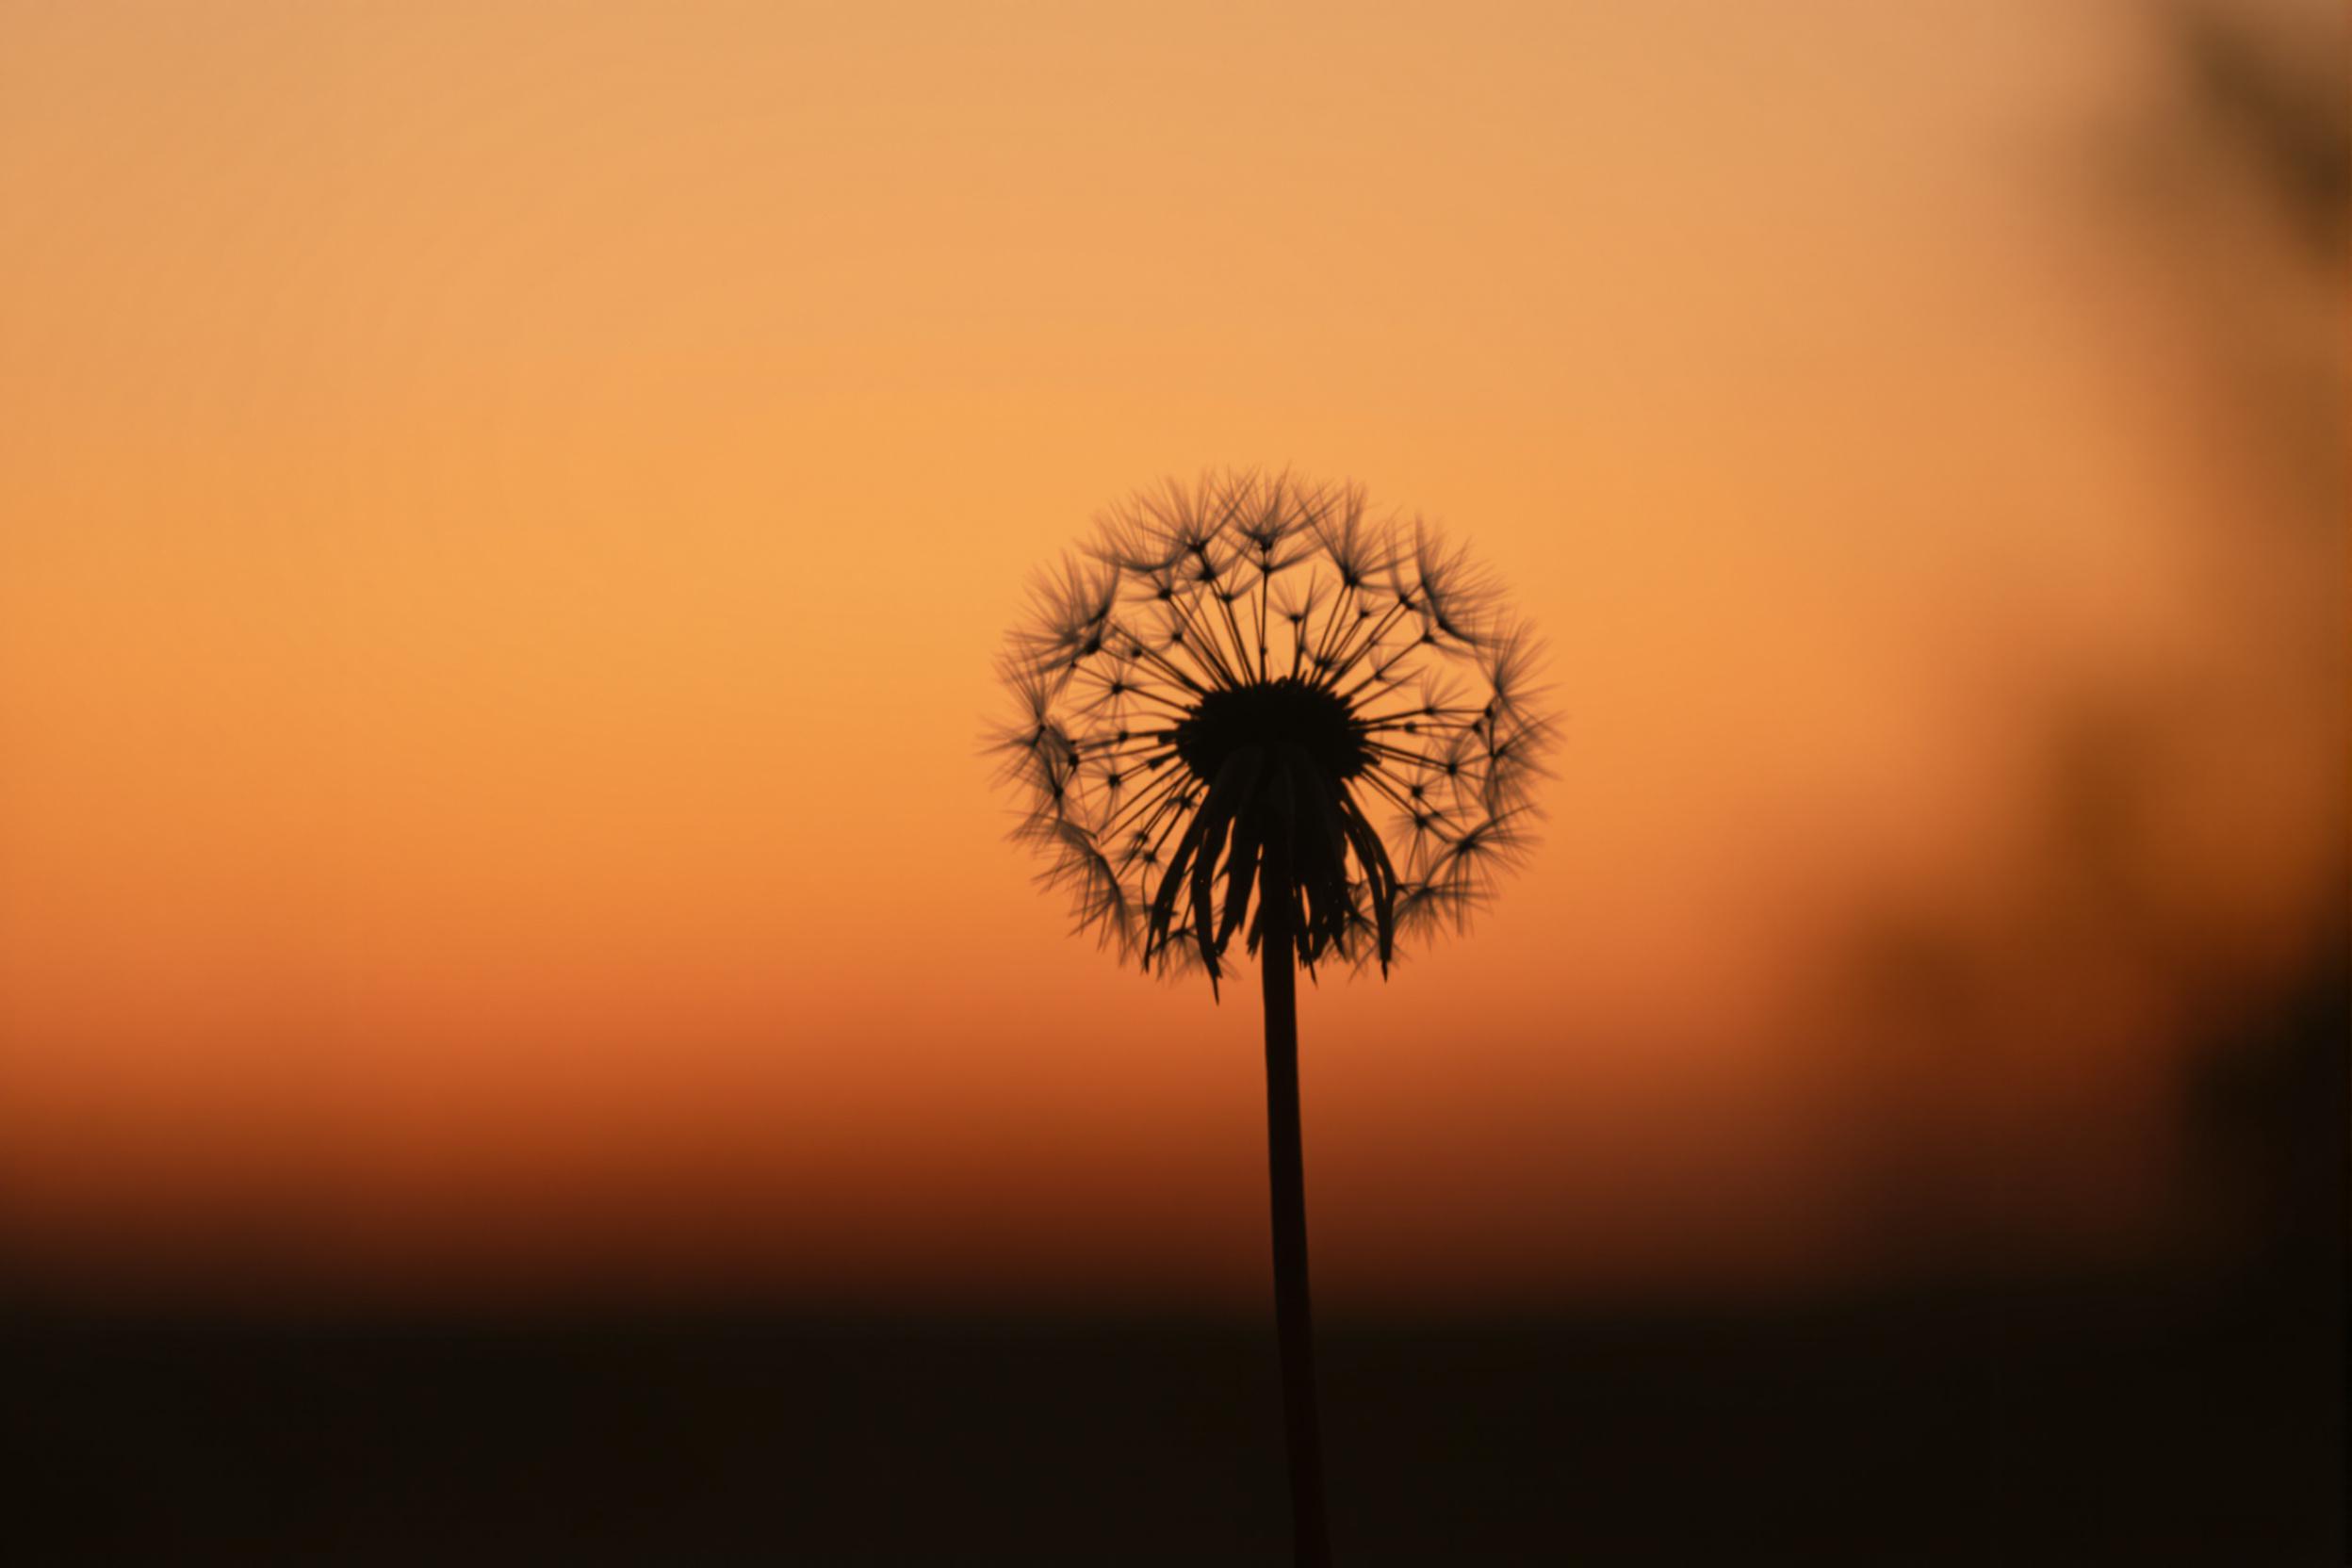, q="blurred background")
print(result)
[1,0,2341,1560]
